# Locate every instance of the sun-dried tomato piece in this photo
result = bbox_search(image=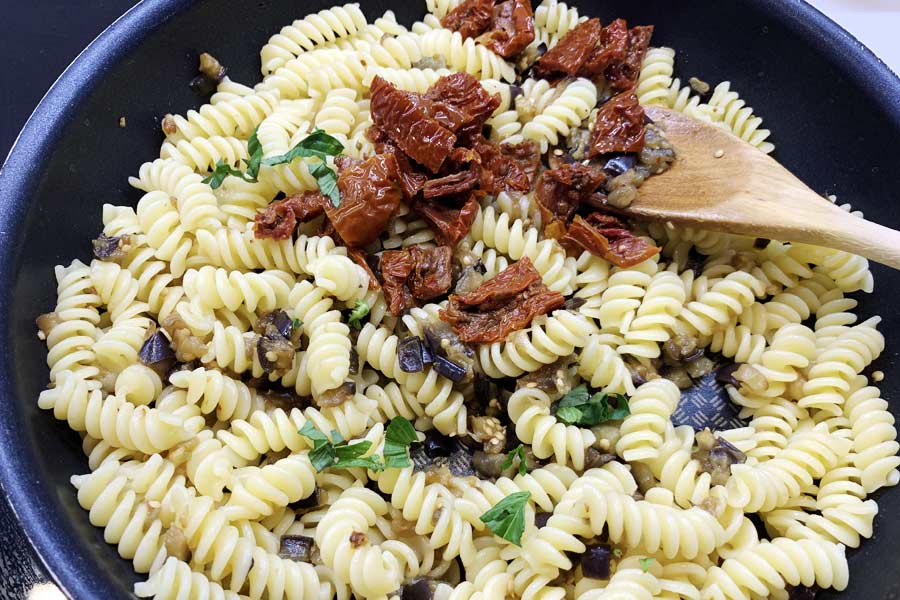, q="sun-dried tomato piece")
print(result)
[425,73,501,139]
[374,137,429,200]
[324,153,403,247]
[441,0,494,39]
[589,91,646,156]
[424,169,482,199]
[477,0,536,59]
[471,137,538,194]
[381,246,453,315]
[605,25,653,92]
[579,18,629,76]
[380,250,417,315]
[254,192,329,240]
[439,258,565,343]
[409,246,453,301]
[455,256,542,310]
[370,76,456,173]
[412,193,480,246]
[533,18,602,80]
[536,163,607,238]
[562,213,660,267]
